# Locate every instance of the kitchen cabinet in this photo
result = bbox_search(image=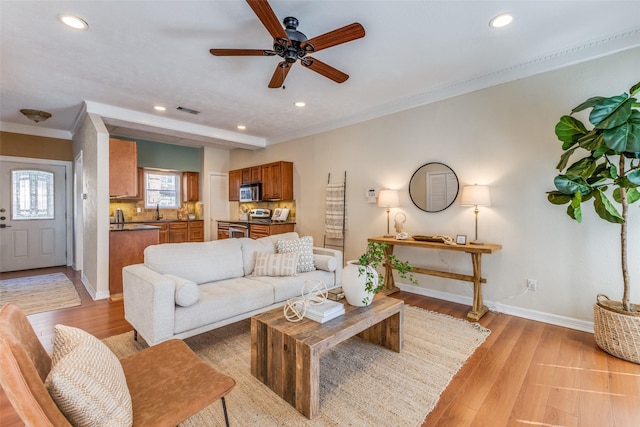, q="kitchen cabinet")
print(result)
[242,166,261,183]
[109,227,159,299]
[217,221,230,240]
[182,171,200,202]
[109,138,138,197]
[169,222,188,243]
[261,161,293,200]
[249,223,295,239]
[229,169,242,201]
[188,220,204,241]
